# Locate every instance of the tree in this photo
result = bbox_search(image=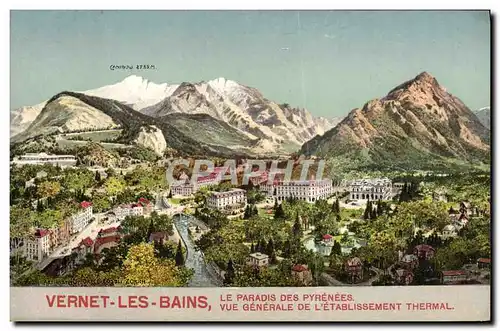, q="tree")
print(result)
[91,192,111,213]
[10,206,34,245]
[121,243,189,286]
[36,199,45,212]
[275,203,285,219]
[175,240,185,266]
[224,259,235,286]
[37,181,61,199]
[250,242,255,253]
[147,218,155,241]
[283,240,291,258]
[95,171,102,182]
[332,199,340,214]
[104,177,126,197]
[252,205,258,217]
[106,168,116,178]
[35,209,62,229]
[293,213,303,238]
[266,238,275,257]
[376,199,383,216]
[363,200,372,220]
[332,240,342,255]
[62,170,94,193]
[243,205,251,219]
[369,203,377,220]
[167,190,172,198]
[258,238,267,254]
